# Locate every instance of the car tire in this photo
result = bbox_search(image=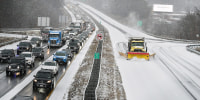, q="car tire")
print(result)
[6,71,9,76]
[24,70,26,75]
[33,86,37,91]
[50,83,54,90]
[20,70,23,76]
